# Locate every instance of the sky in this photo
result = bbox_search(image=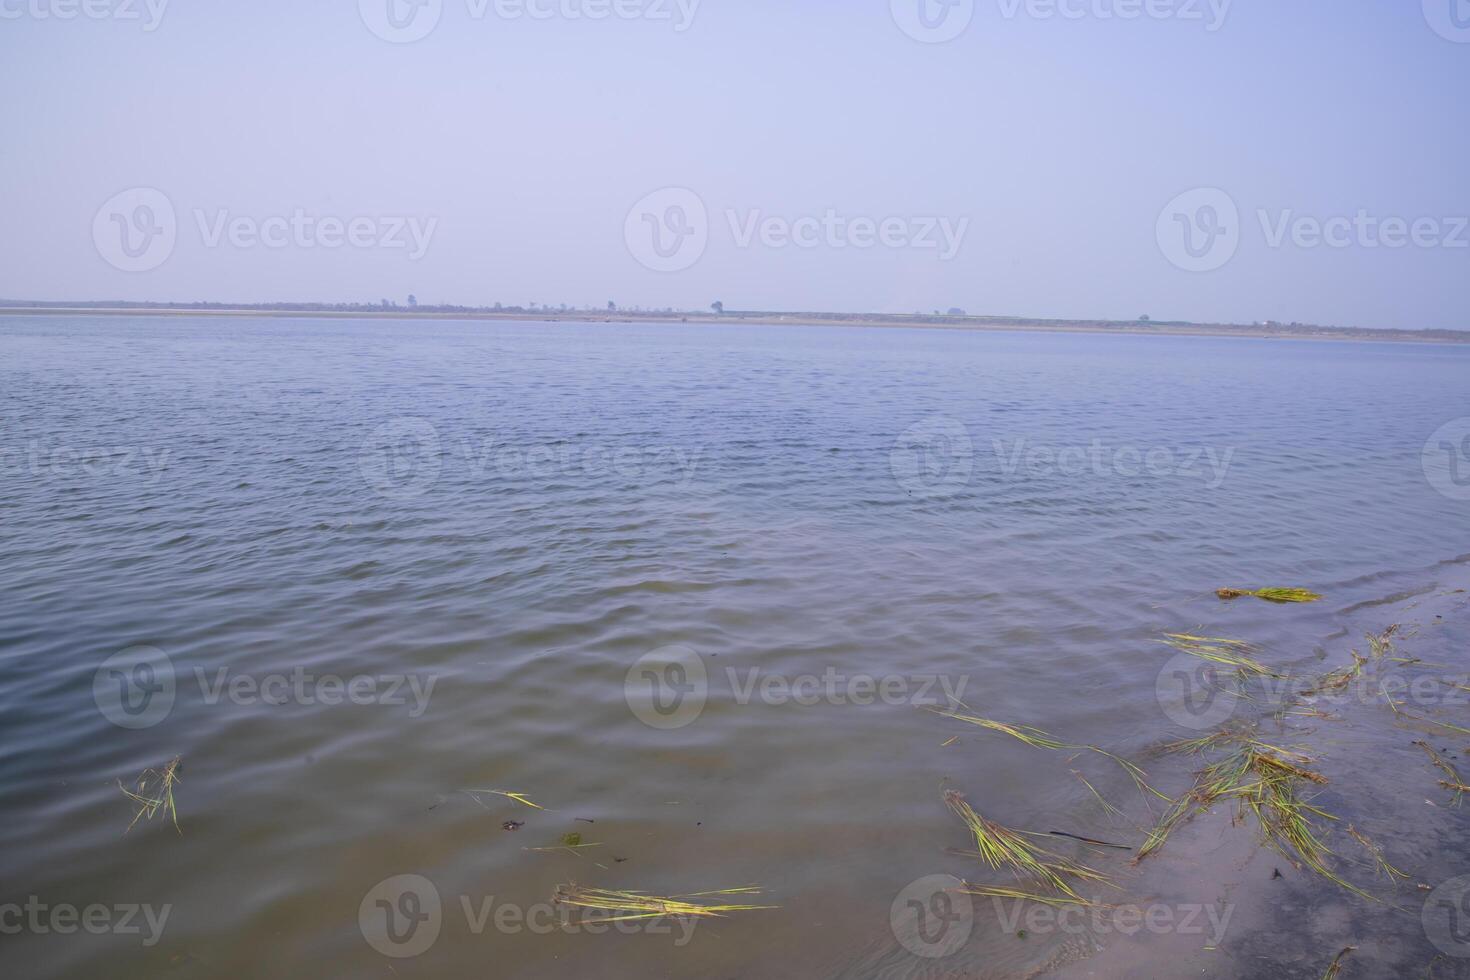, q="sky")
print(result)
[1,0,1467,330]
